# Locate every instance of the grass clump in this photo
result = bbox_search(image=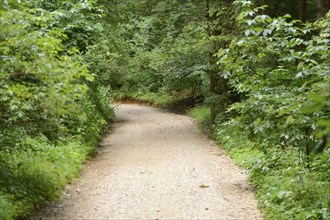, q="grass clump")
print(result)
[188,105,212,133]
[0,136,94,219]
[115,89,175,107]
[0,192,15,220]
[116,88,204,114]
